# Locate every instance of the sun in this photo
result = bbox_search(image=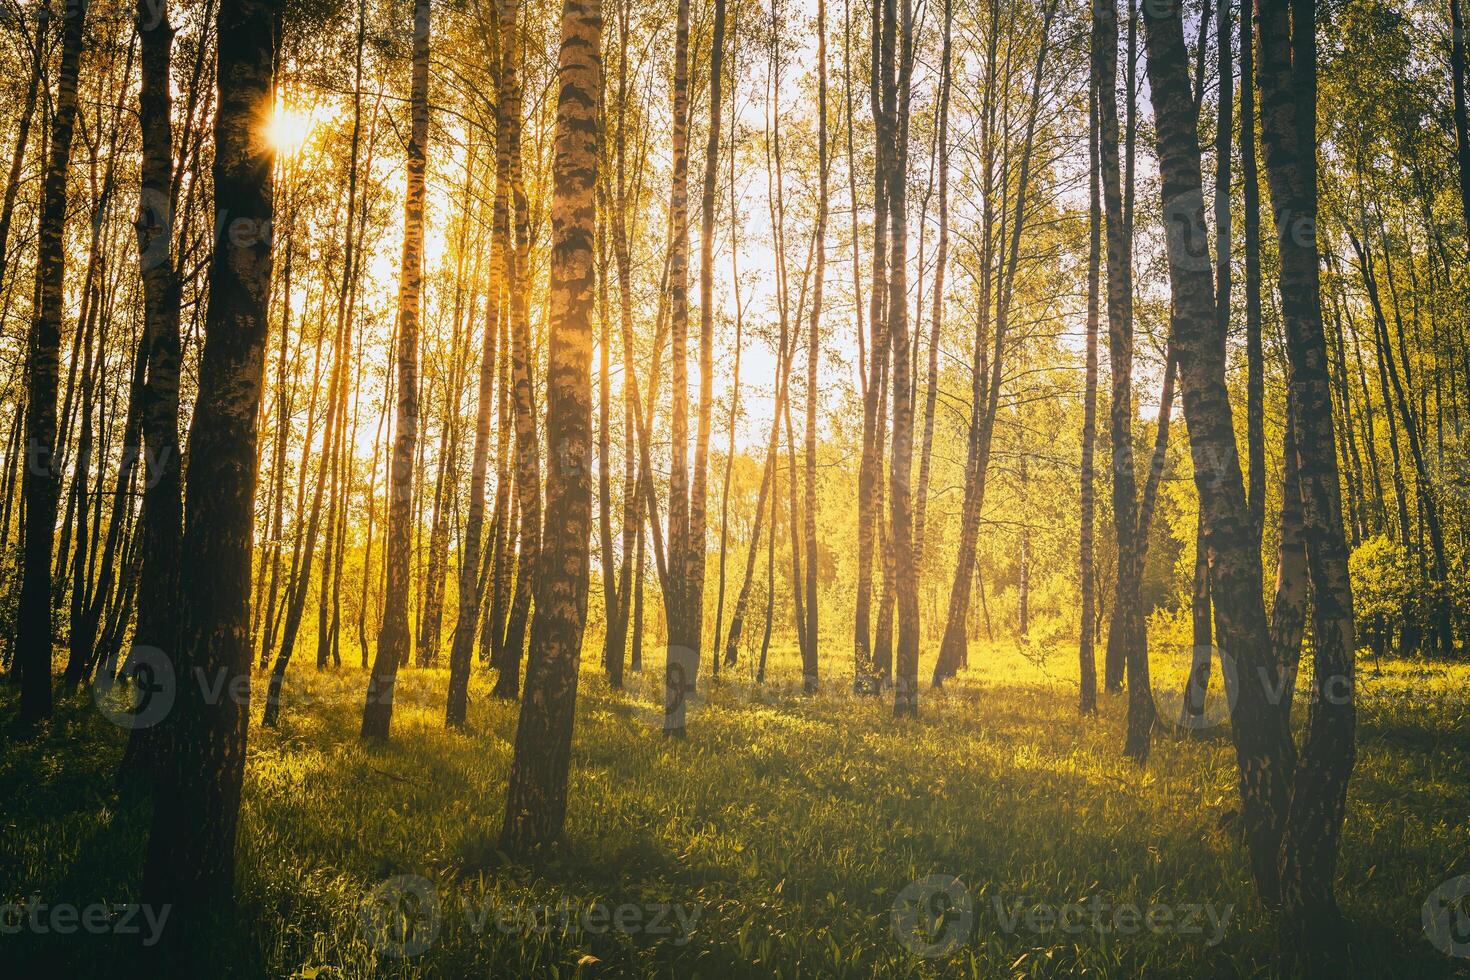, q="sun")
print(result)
[266,104,315,156]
